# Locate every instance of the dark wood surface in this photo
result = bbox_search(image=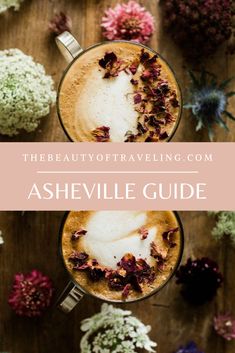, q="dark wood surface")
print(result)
[0,1,234,353]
